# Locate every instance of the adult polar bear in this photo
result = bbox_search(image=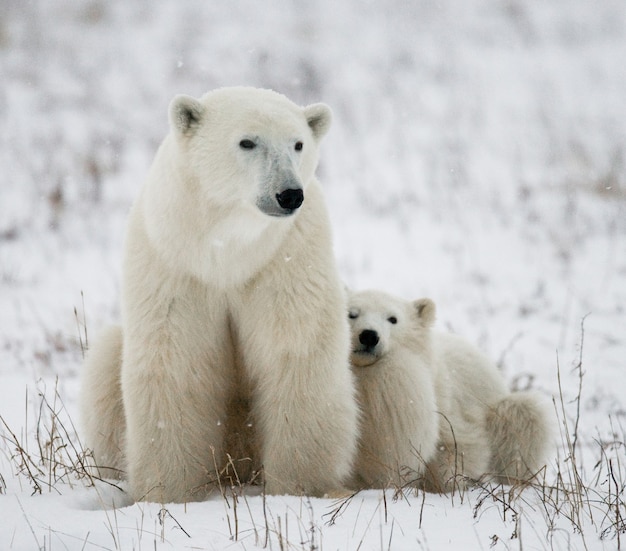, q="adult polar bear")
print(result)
[81,87,358,503]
